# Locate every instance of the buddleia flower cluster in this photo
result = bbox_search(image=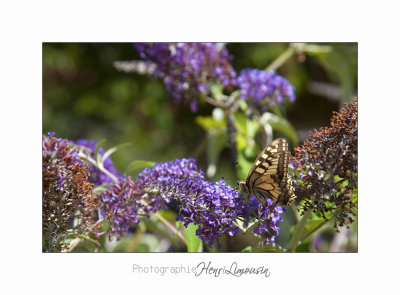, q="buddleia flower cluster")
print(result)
[43,133,285,248]
[140,160,246,247]
[134,43,237,111]
[42,133,99,251]
[117,43,296,112]
[98,175,165,241]
[136,158,284,247]
[237,68,296,111]
[248,197,285,245]
[290,98,358,229]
